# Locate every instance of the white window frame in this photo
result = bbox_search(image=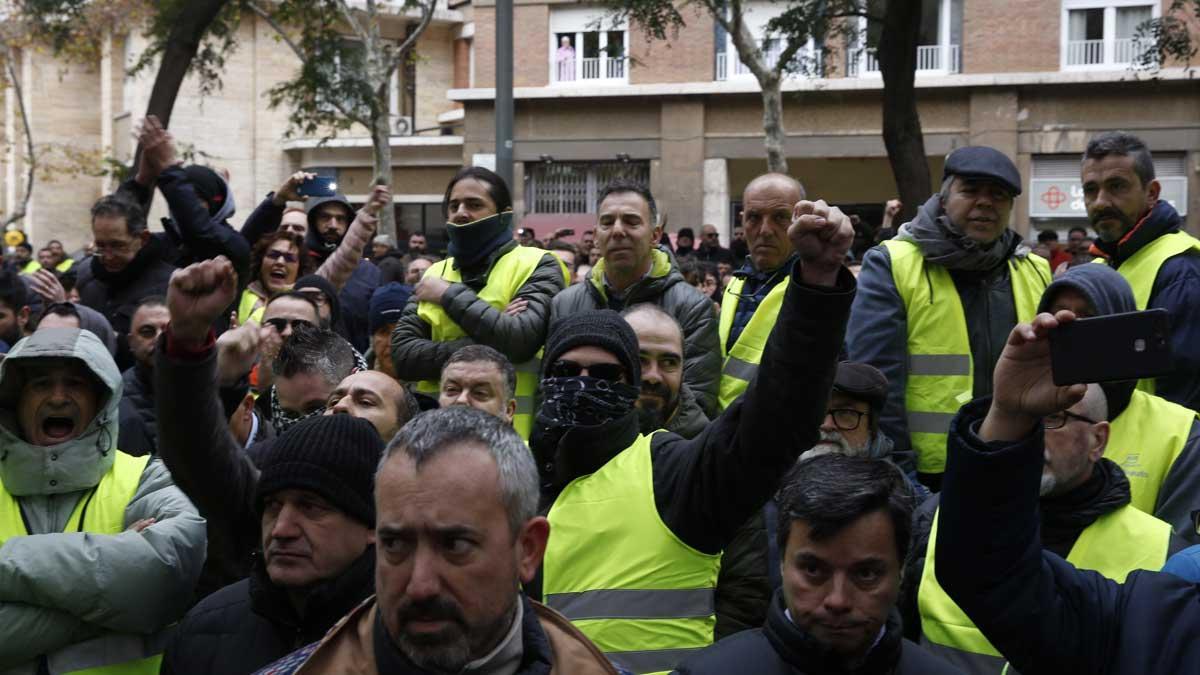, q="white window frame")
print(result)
[850,0,958,78]
[716,2,816,82]
[549,7,629,86]
[1060,0,1159,71]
